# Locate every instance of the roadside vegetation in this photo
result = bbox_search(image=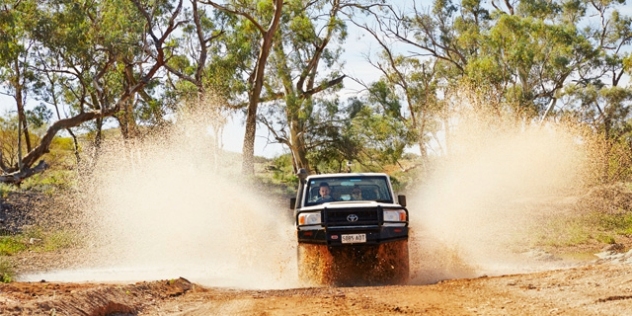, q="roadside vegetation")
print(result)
[533,183,632,257]
[0,229,80,283]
